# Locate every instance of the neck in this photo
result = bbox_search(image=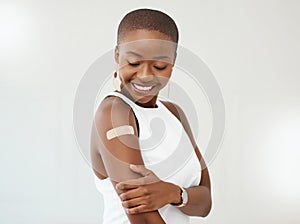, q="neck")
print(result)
[136,96,158,108]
